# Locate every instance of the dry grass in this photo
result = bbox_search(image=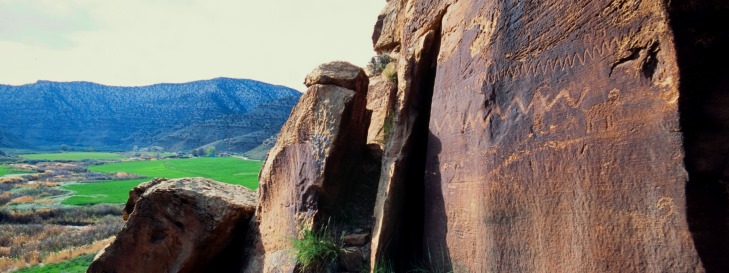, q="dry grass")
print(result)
[0,177,23,184]
[0,237,113,272]
[42,237,113,264]
[382,62,398,82]
[0,215,122,272]
[8,196,34,205]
